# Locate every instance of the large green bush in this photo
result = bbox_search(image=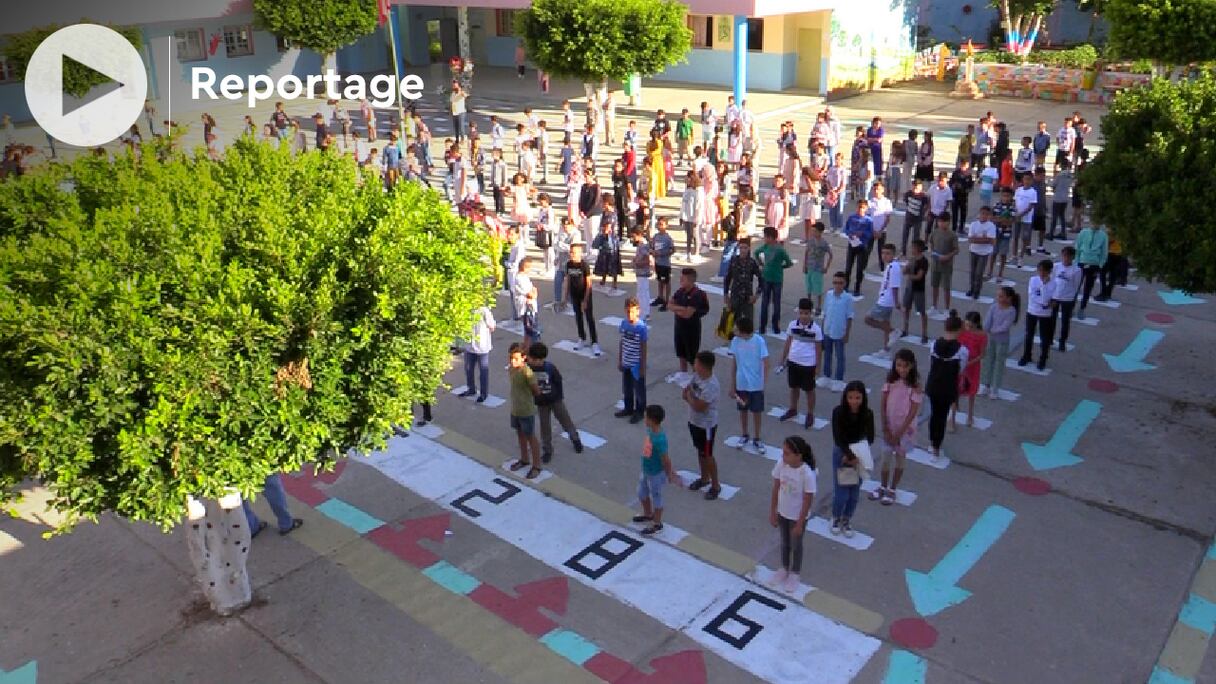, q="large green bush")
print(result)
[0,140,491,529]
[254,0,379,59]
[973,44,1101,69]
[1,23,142,98]
[1081,74,1216,293]
[1106,0,1216,66]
